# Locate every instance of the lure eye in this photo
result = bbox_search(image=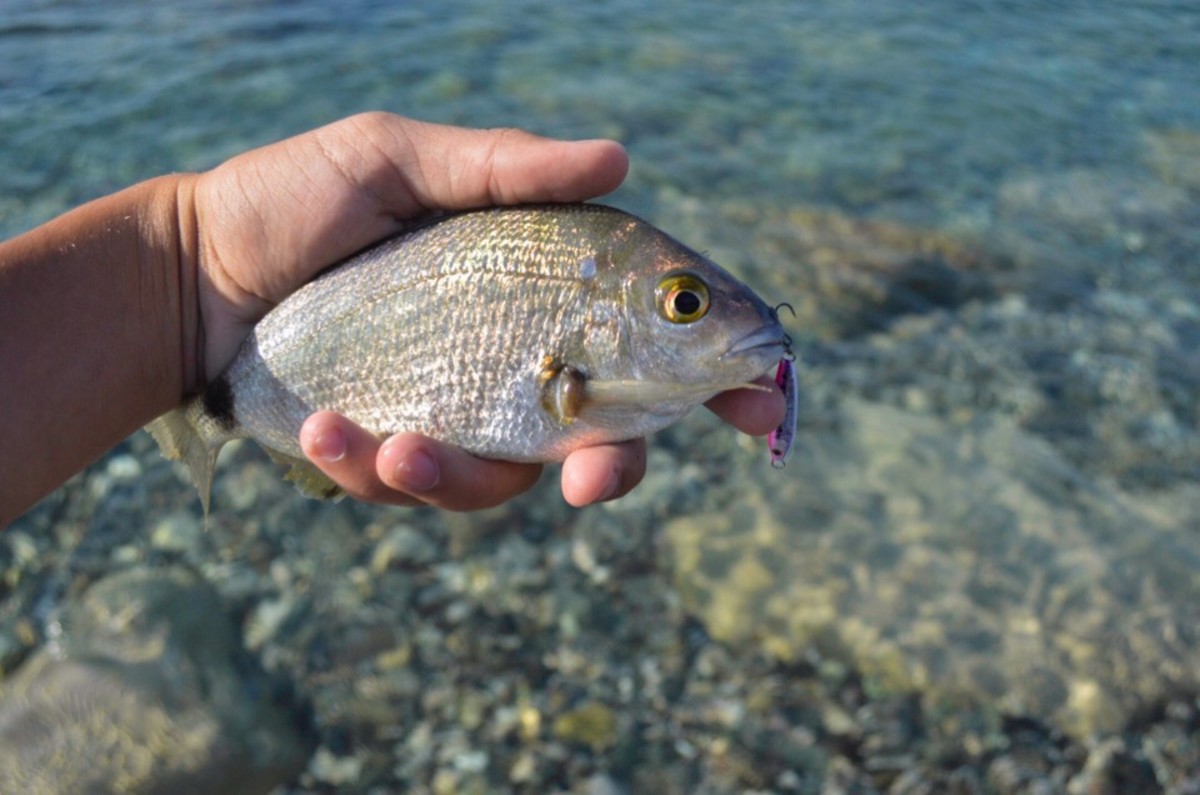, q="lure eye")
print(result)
[656,273,711,324]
